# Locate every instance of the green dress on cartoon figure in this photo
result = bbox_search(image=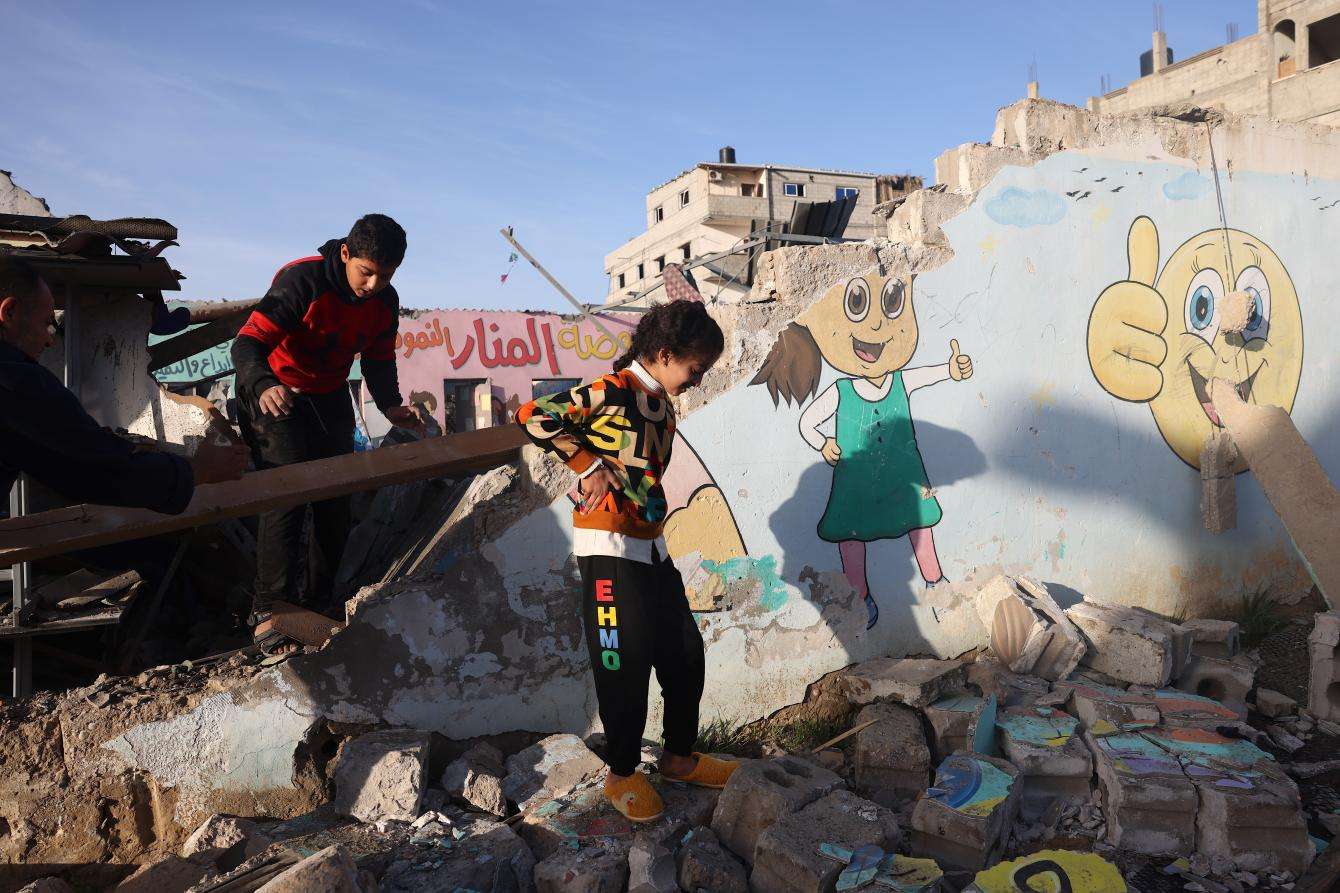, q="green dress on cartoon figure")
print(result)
[817,374,942,543]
